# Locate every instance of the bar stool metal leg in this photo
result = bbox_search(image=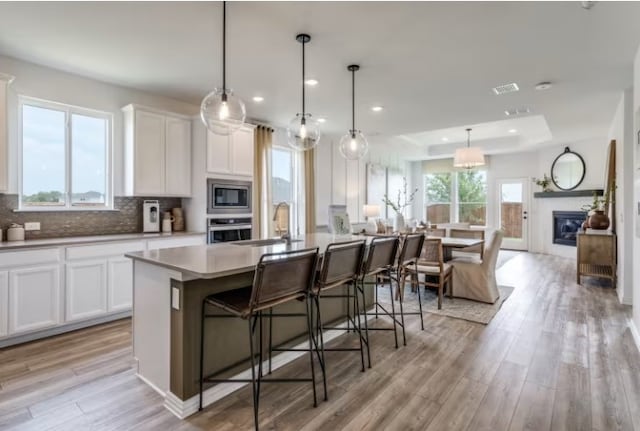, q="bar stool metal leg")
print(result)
[248,316,259,430]
[314,294,328,401]
[396,271,407,347]
[304,297,318,407]
[199,300,206,411]
[358,278,372,368]
[414,262,425,330]
[353,283,366,372]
